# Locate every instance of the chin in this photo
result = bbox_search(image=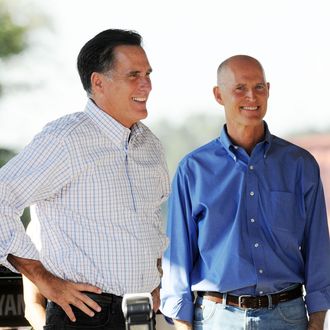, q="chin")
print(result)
[136,109,148,121]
